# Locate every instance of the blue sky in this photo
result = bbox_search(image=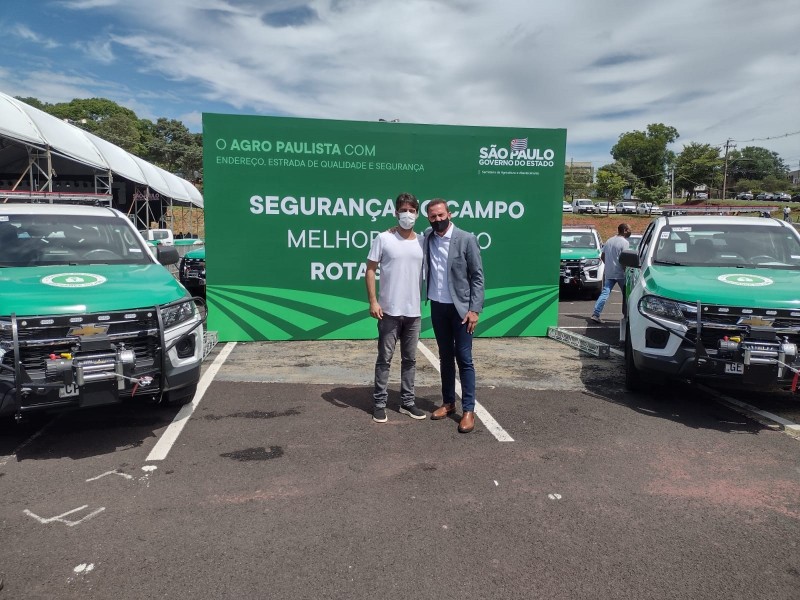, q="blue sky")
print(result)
[1,0,798,171]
